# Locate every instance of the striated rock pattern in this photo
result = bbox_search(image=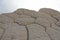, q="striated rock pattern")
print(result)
[0,8,60,40]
